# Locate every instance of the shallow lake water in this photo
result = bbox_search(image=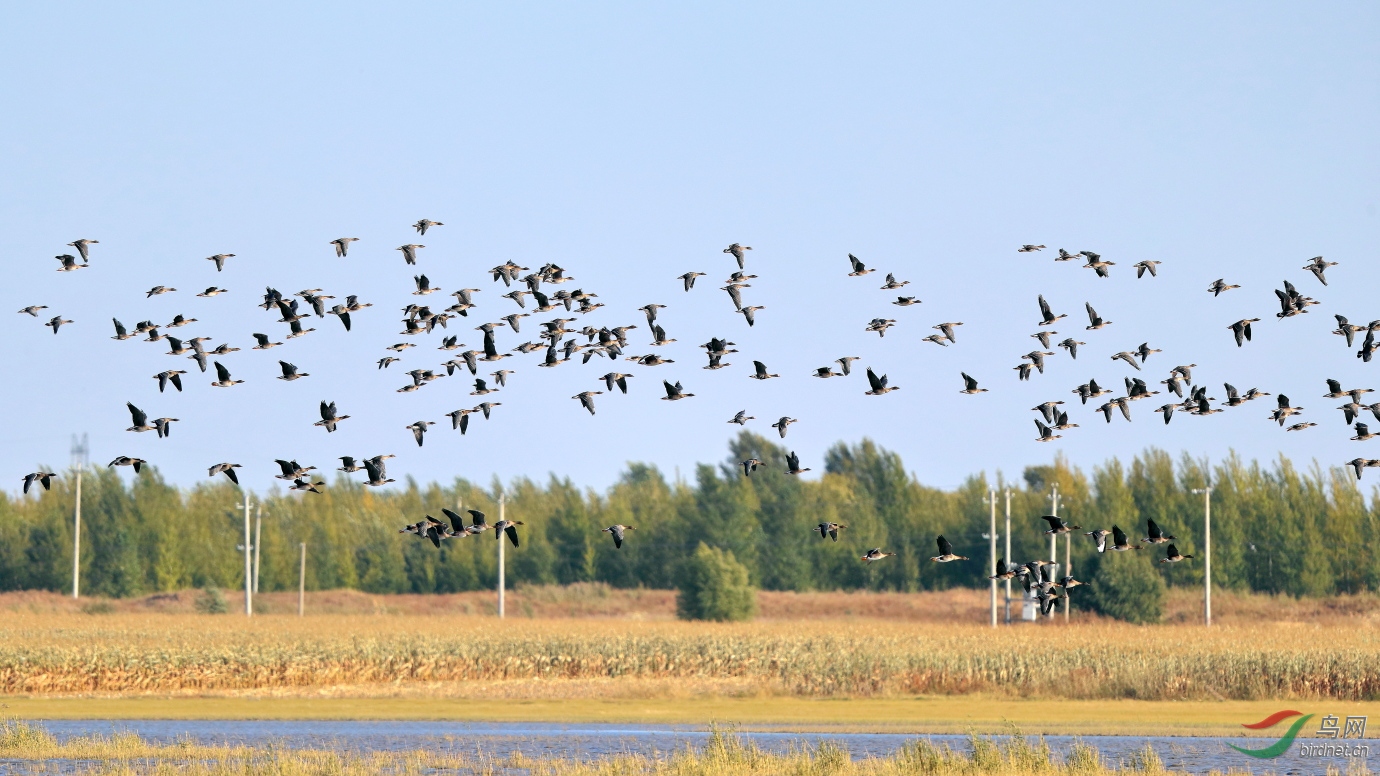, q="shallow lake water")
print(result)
[10,720,1373,775]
